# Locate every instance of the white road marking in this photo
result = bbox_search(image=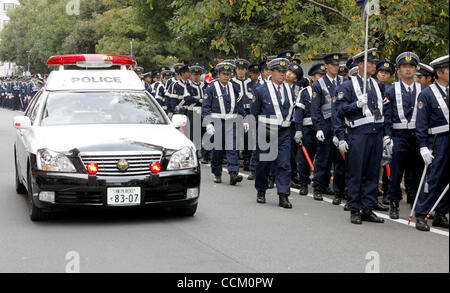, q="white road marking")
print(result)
[203,163,449,237]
